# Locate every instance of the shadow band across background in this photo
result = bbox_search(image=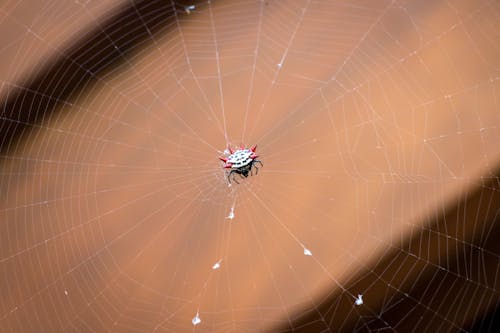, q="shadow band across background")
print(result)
[275,170,500,333]
[0,0,204,155]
